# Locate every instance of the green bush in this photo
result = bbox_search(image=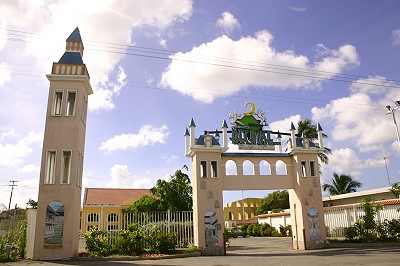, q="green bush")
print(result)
[385,219,400,240]
[147,226,176,254]
[183,246,200,254]
[117,223,144,255]
[0,221,27,262]
[83,227,110,256]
